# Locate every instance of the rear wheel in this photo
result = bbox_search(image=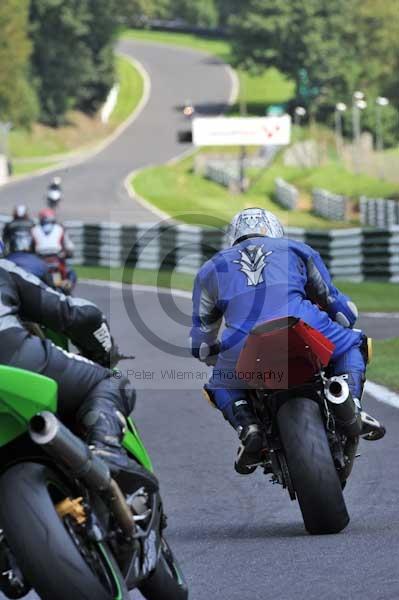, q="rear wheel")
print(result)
[0,462,127,600]
[139,537,188,600]
[277,397,349,535]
